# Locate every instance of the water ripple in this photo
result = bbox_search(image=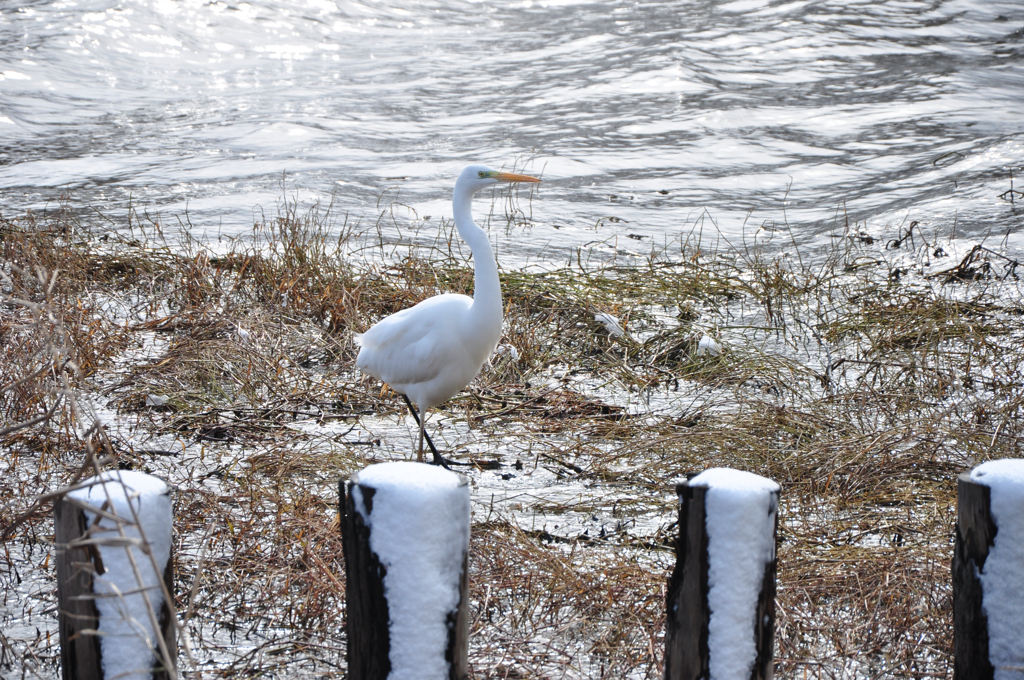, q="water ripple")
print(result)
[0,0,1022,259]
